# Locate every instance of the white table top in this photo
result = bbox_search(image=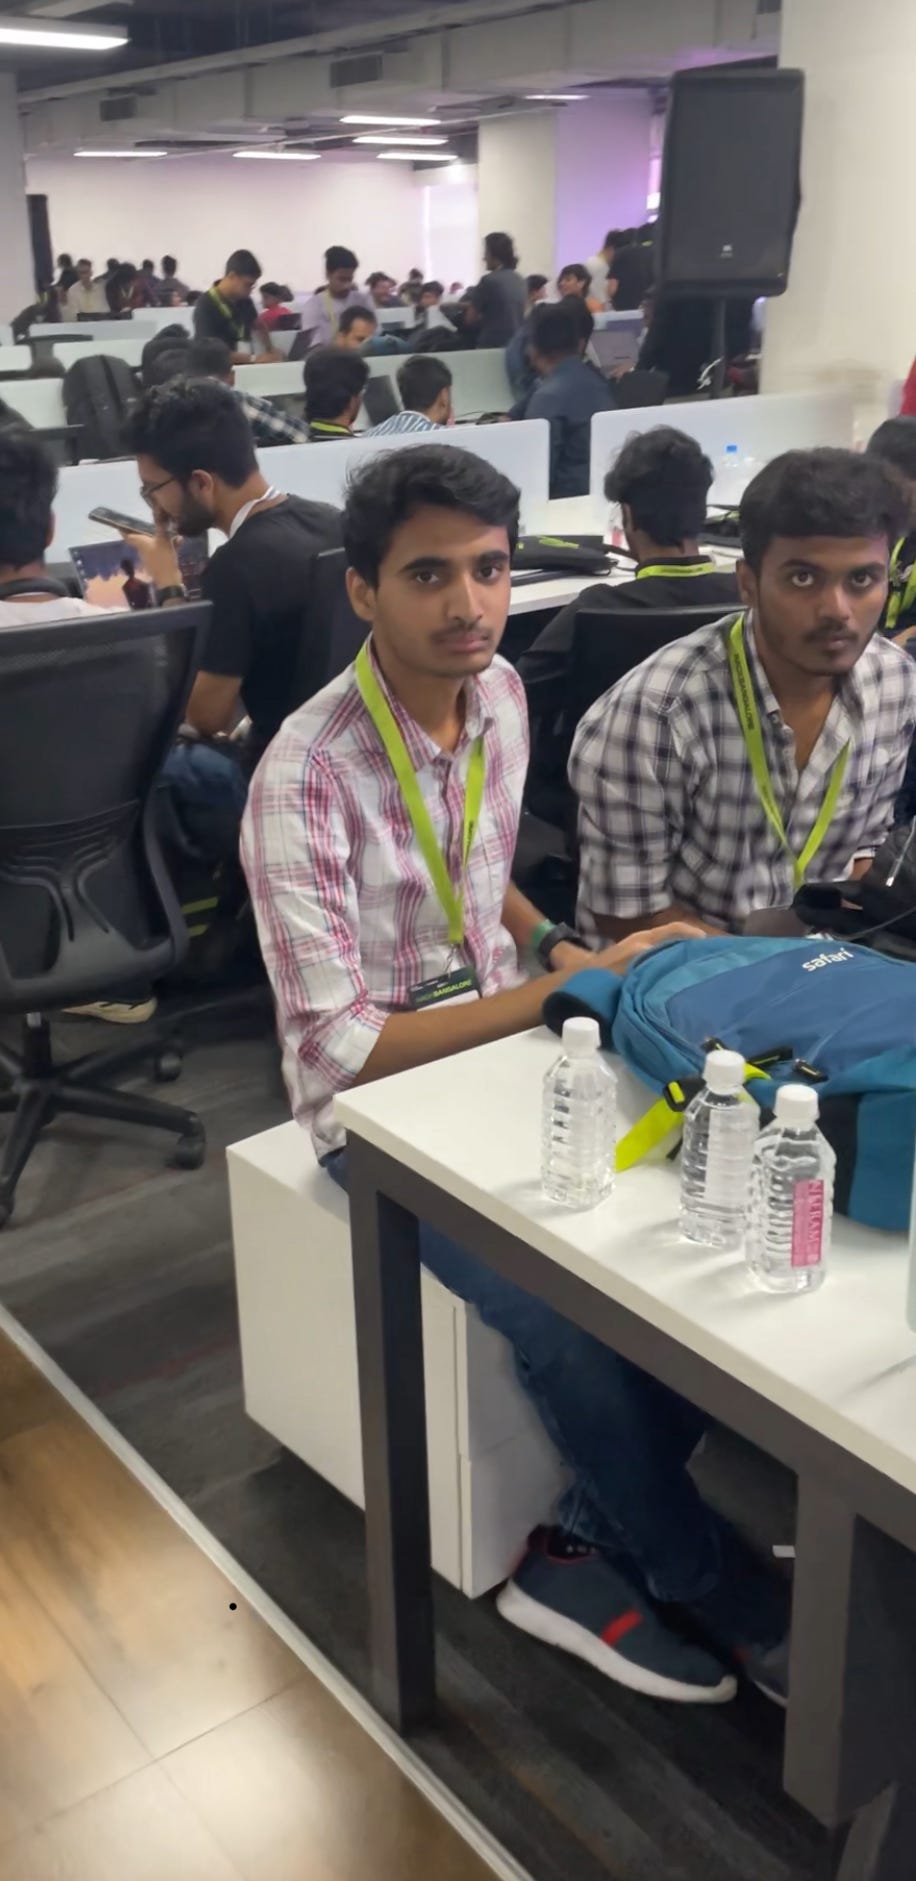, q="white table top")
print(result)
[336,1029,916,1498]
